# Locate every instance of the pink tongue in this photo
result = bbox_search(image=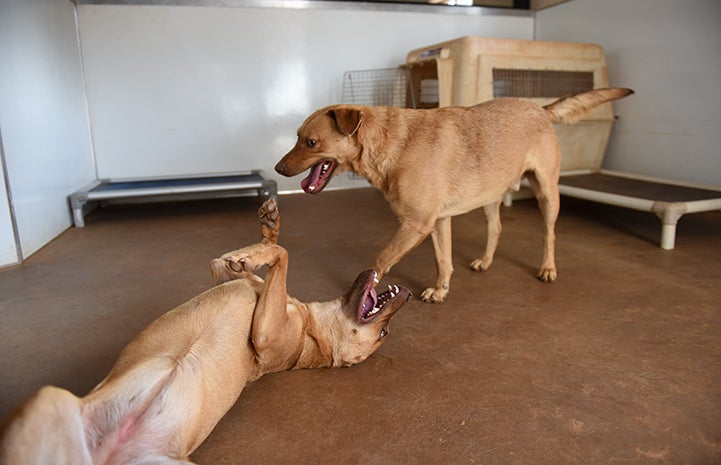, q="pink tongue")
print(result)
[361,288,378,318]
[369,287,378,308]
[301,162,324,193]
